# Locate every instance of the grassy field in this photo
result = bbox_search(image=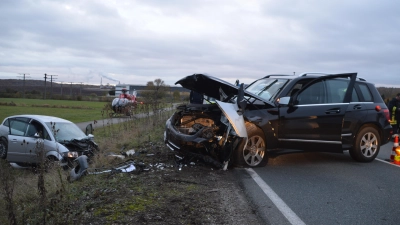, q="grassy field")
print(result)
[0,98,167,123]
[0,98,108,123]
